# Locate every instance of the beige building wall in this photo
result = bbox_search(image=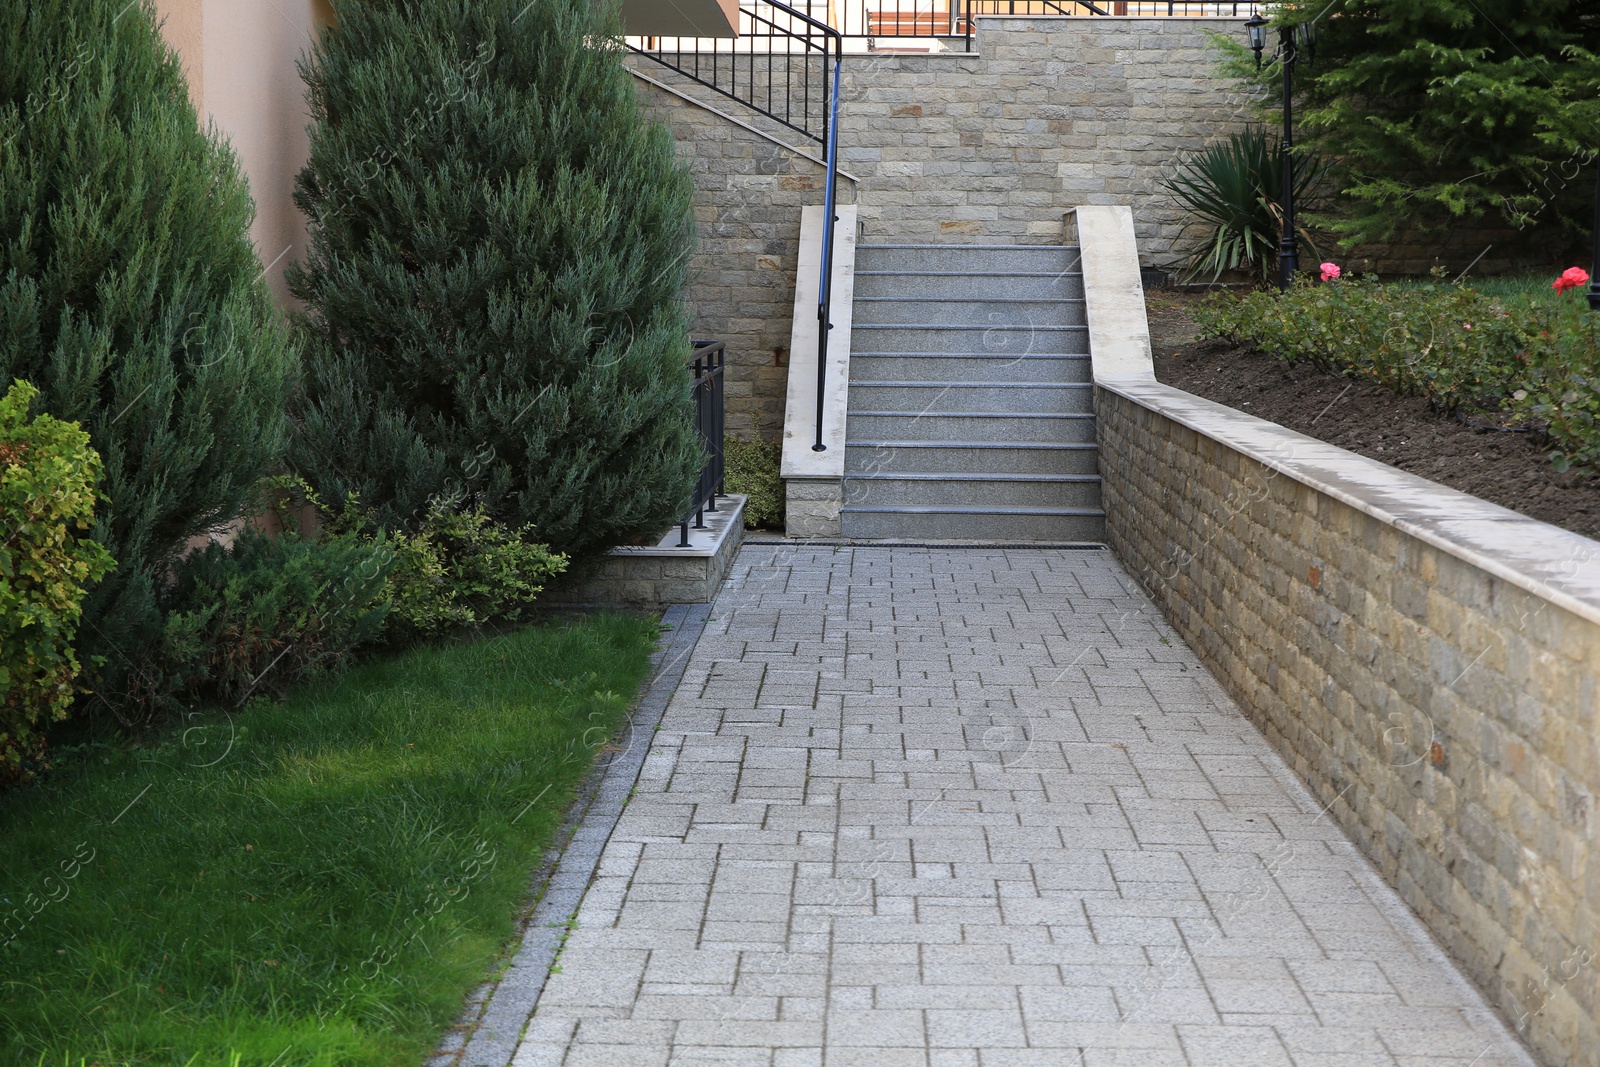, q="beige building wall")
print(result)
[151,0,333,303]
